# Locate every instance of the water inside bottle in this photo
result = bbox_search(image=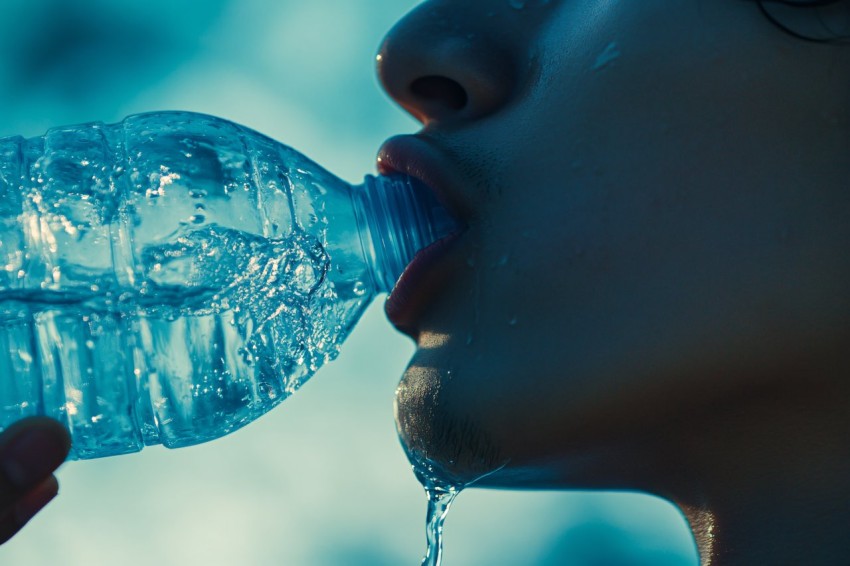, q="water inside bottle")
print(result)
[0,114,377,458]
[0,221,366,458]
